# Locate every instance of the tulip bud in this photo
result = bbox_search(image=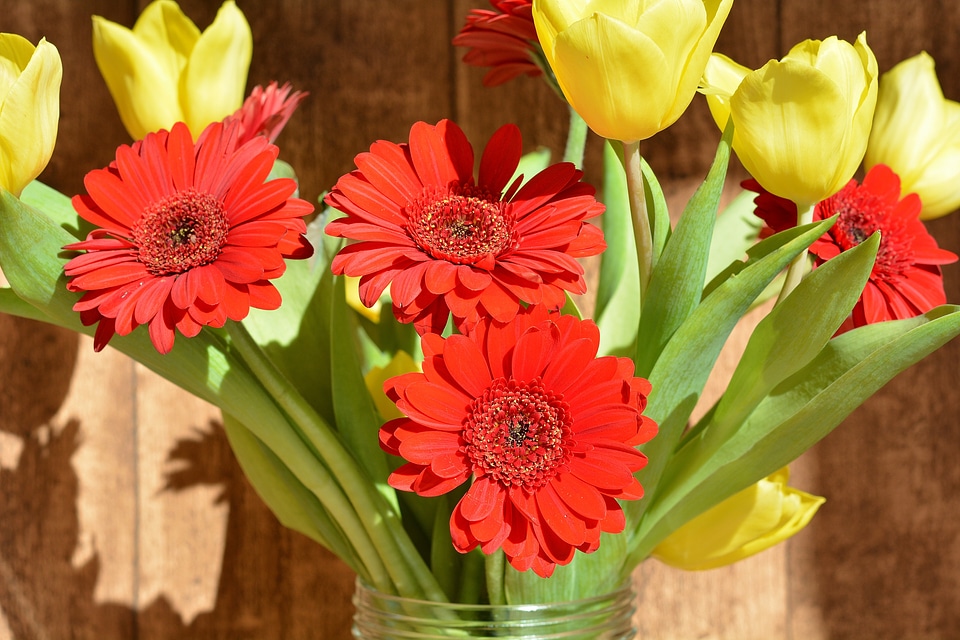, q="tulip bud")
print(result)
[865,52,960,220]
[702,33,878,208]
[0,34,62,197]
[532,0,733,143]
[652,467,825,570]
[92,0,252,140]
